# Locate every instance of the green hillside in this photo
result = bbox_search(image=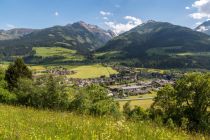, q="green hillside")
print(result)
[0,104,206,140]
[33,47,84,62]
[0,21,115,62]
[97,21,210,69]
